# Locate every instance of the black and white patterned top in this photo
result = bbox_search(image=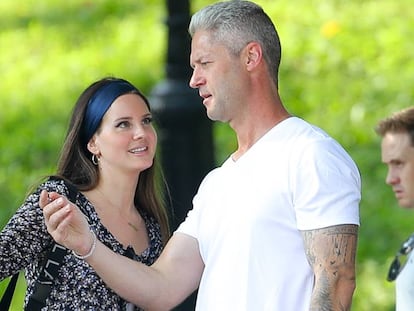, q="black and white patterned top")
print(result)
[0,178,164,310]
